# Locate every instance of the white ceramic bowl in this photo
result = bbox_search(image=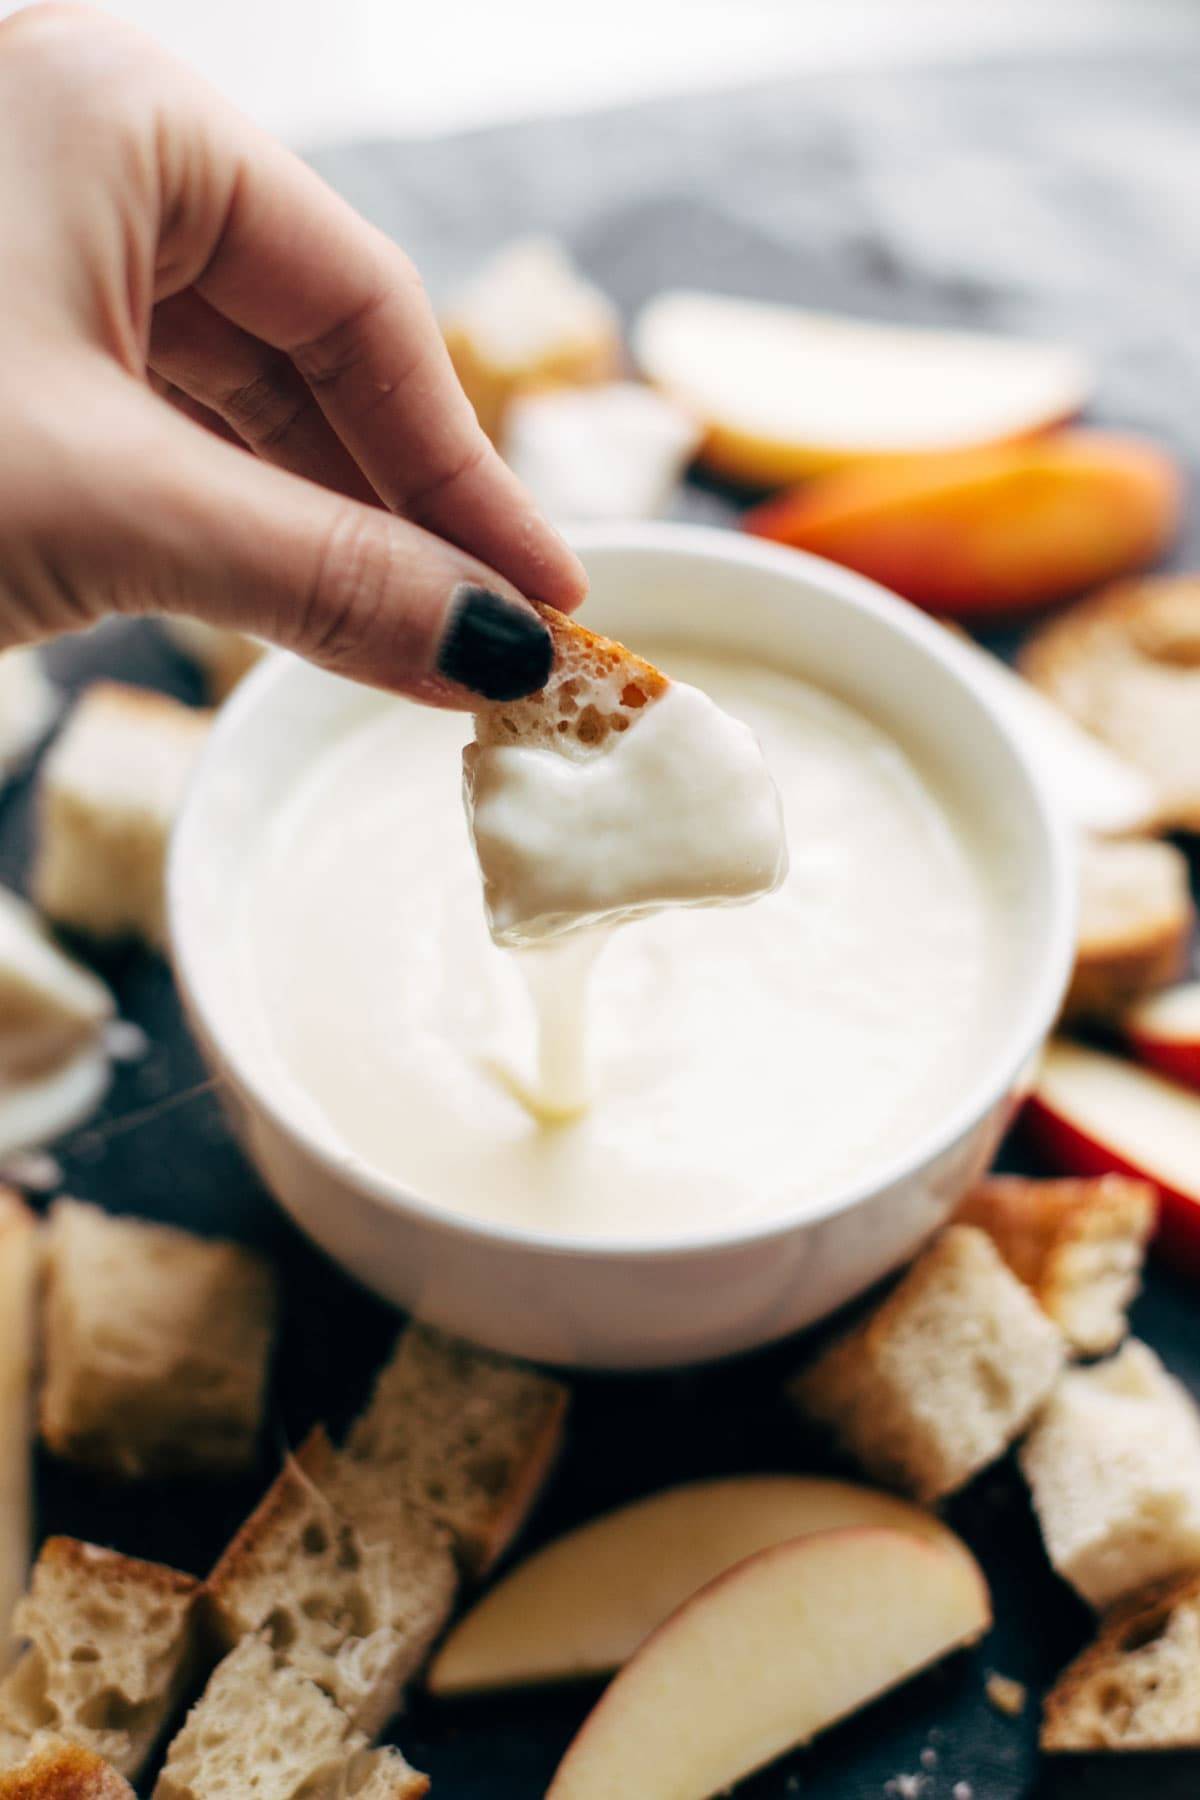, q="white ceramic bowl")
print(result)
[169,524,1075,1370]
